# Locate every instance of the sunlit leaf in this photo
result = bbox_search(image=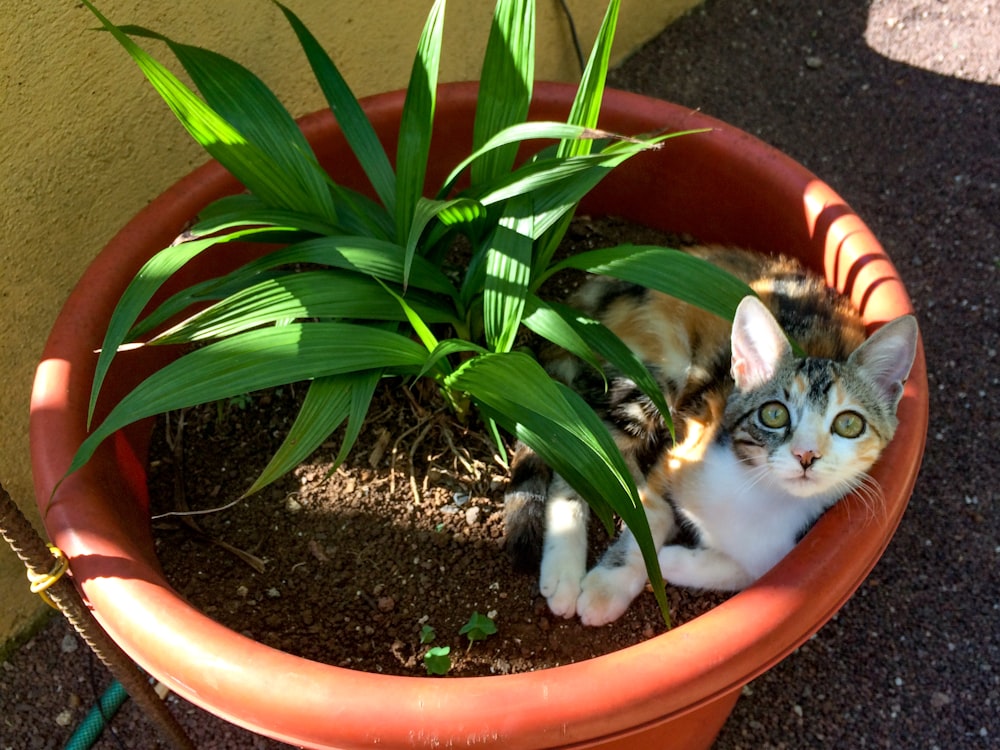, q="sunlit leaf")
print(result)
[183,200,340,238]
[244,370,381,496]
[447,352,620,529]
[70,323,429,478]
[524,296,673,436]
[471,0,534,184]
[558,0,620,156]
[118,23,336,223]
[184,235,459,299]
[441,121,610,197]
[447,351,669,624]
[89,225,298,424]
[444,350,669,626]
[483,197,533,352]
[149,271,458,345]
[81,2,320,216]
[275,1,397,213]
[395,0,445,243]
[549,244,755,321]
